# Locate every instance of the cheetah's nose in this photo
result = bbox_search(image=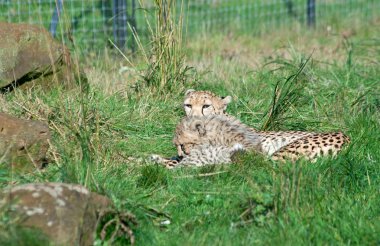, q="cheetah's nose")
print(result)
[181,144,191,155]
